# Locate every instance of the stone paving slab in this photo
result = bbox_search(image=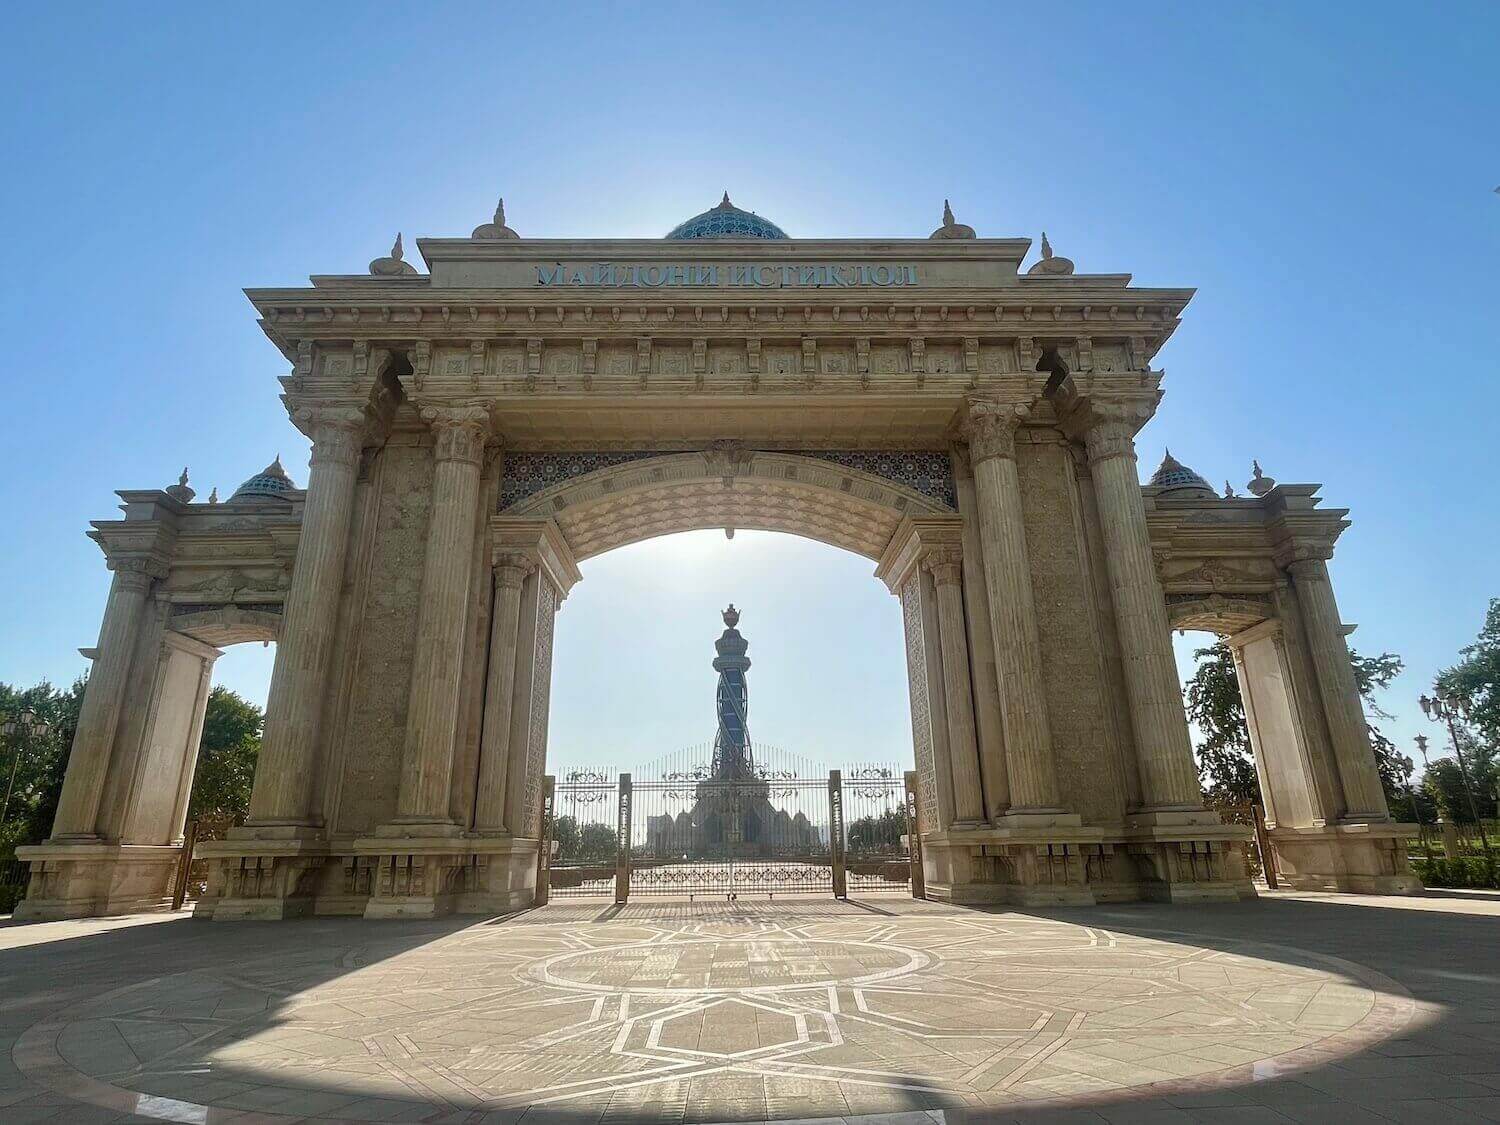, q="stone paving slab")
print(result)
[1,891,1498,1122]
